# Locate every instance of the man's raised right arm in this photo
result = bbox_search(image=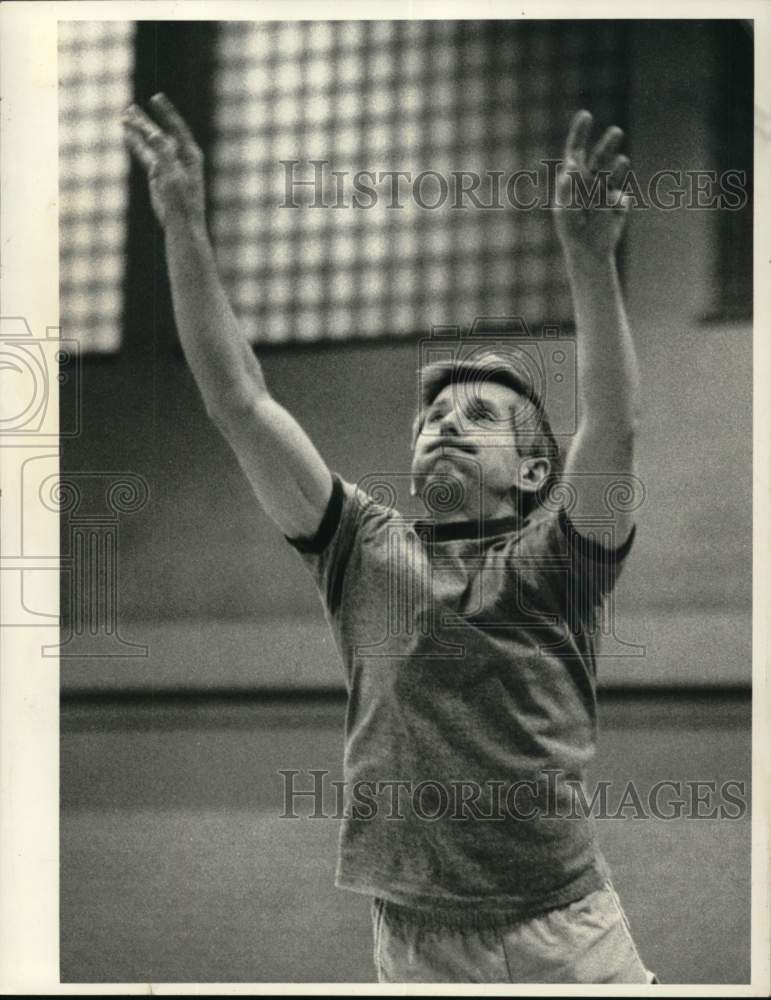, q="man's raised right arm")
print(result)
[122,94,332,541]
